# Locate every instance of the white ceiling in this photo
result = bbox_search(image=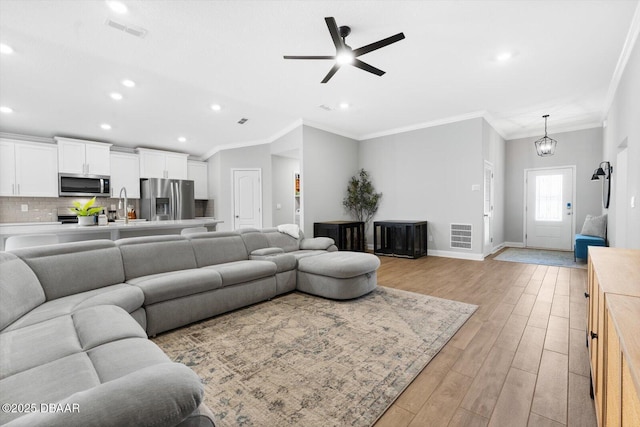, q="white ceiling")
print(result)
[0,0,638,159]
